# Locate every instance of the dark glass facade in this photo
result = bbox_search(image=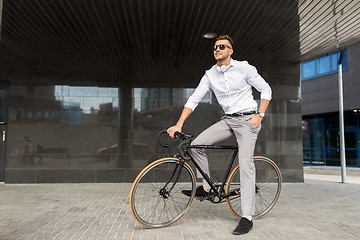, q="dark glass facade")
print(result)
[4,71,304,183]
[303,111,360,167]
[0,0,304,183]
[4,85,225,183]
